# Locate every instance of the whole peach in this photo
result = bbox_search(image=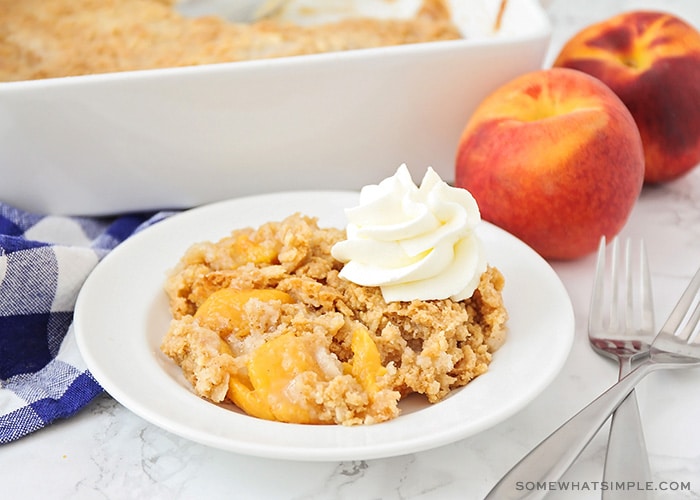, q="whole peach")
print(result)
[455,68,644,260]
[554,11,700,183]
